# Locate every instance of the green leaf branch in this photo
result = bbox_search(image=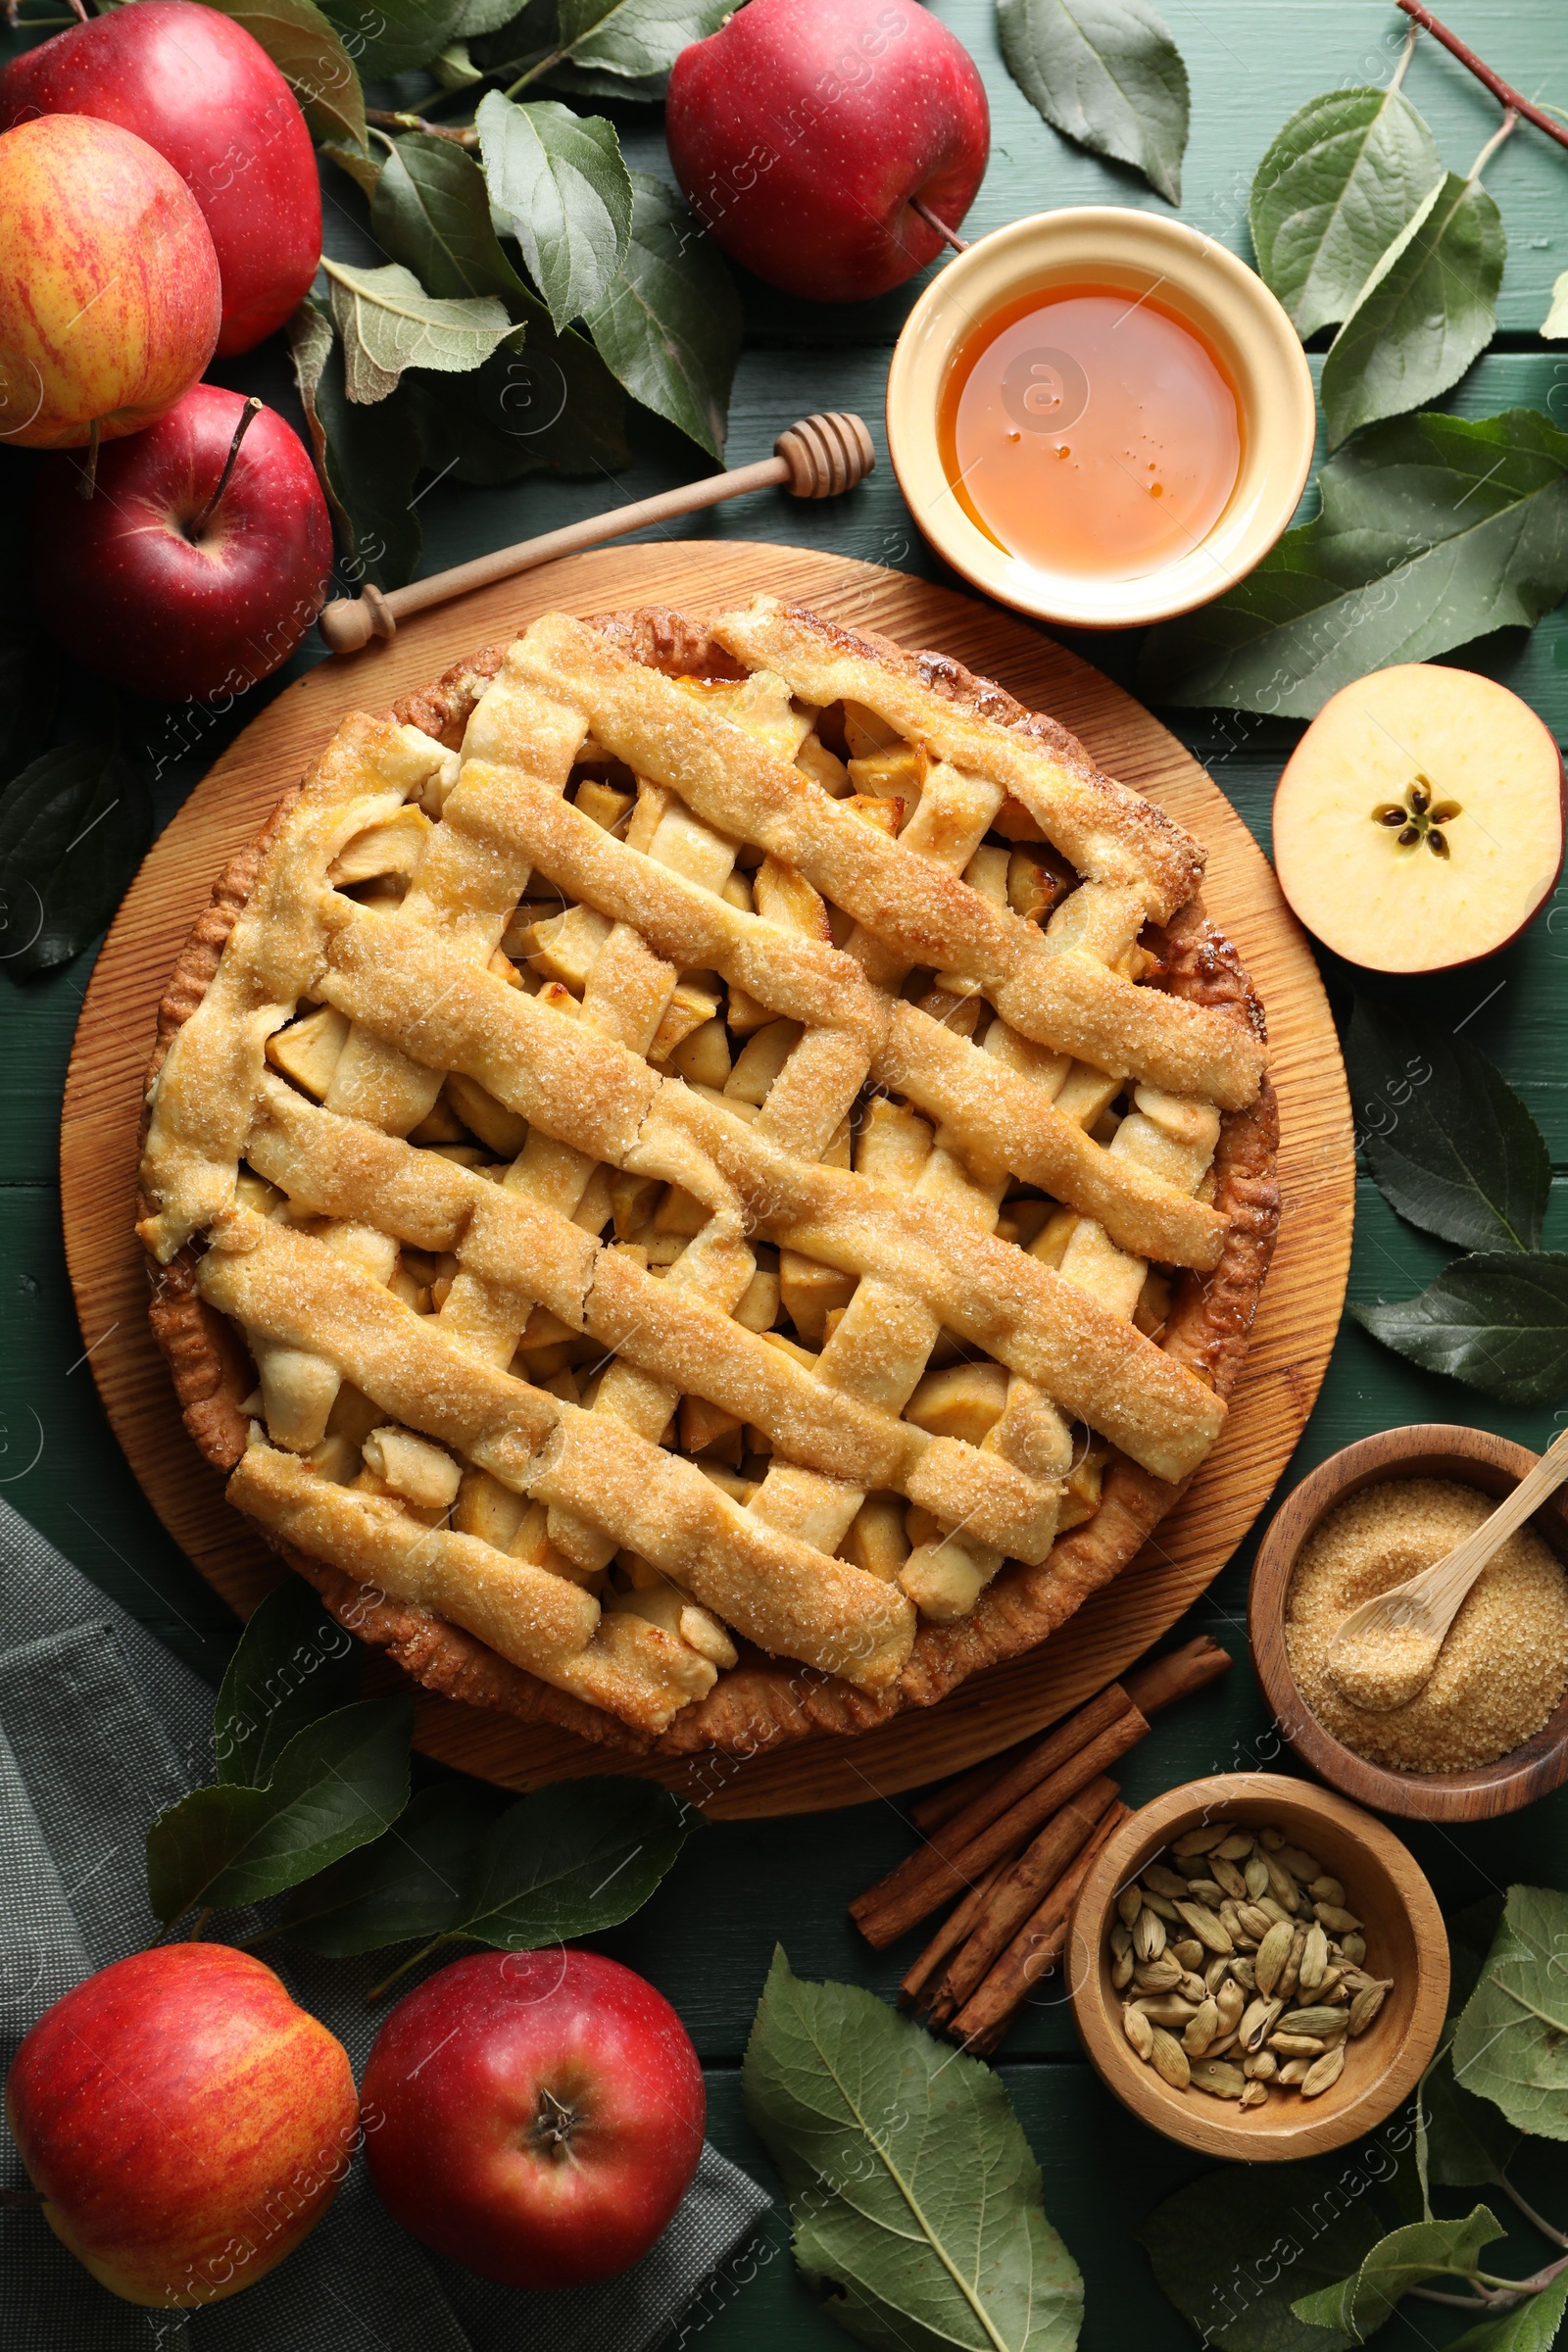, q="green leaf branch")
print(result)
[1342,1003,1568,1404]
